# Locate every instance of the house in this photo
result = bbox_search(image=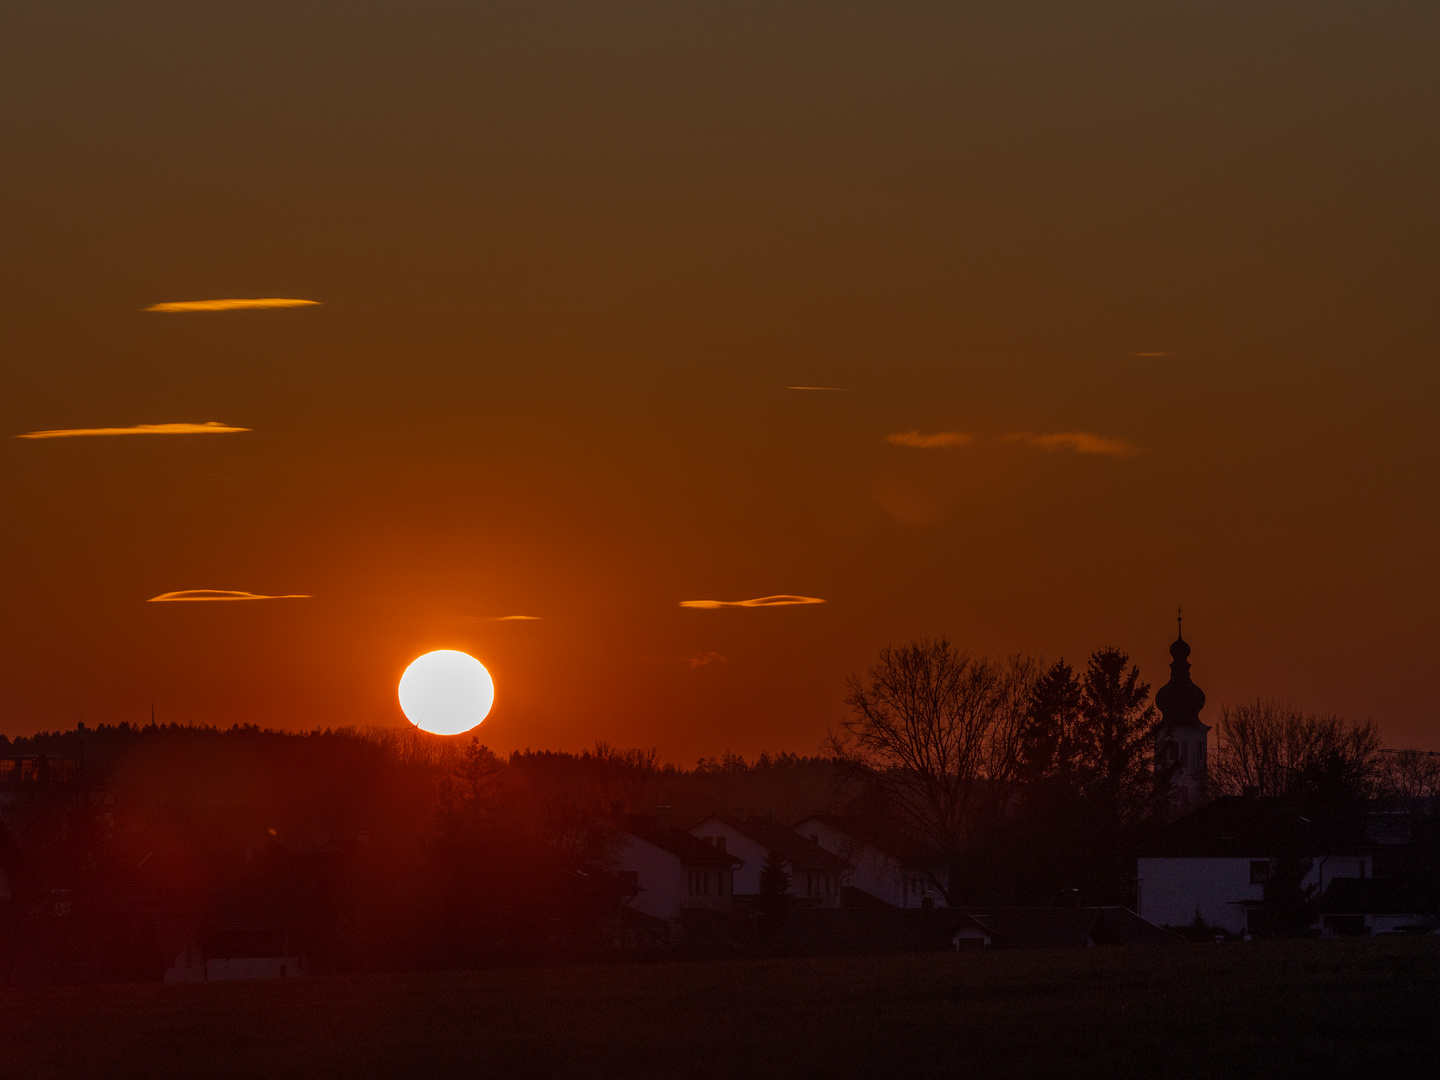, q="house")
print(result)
[1135,795,1395,936]
[168,860,326,982]
[611,808,740,923]
[793,815,947,908]
[689,813,851,907]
